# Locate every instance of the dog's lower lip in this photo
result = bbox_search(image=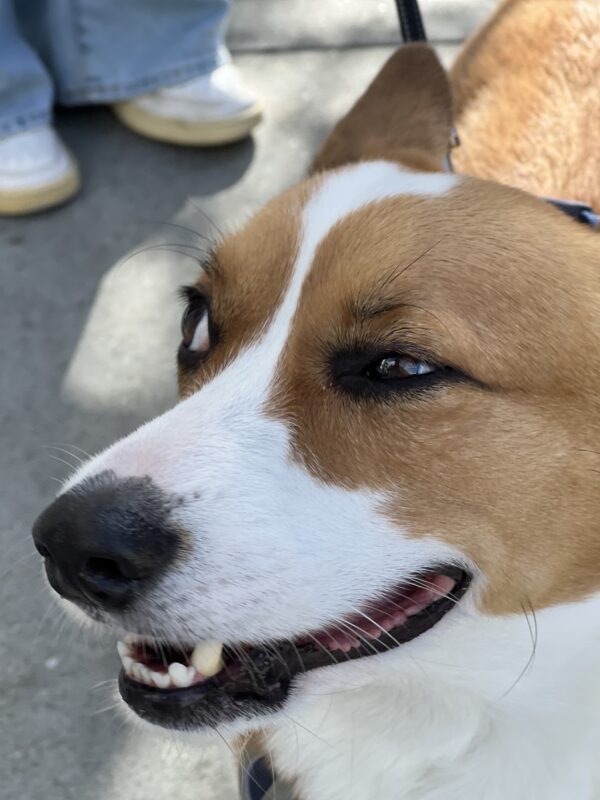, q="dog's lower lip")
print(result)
[118,567,471,729]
